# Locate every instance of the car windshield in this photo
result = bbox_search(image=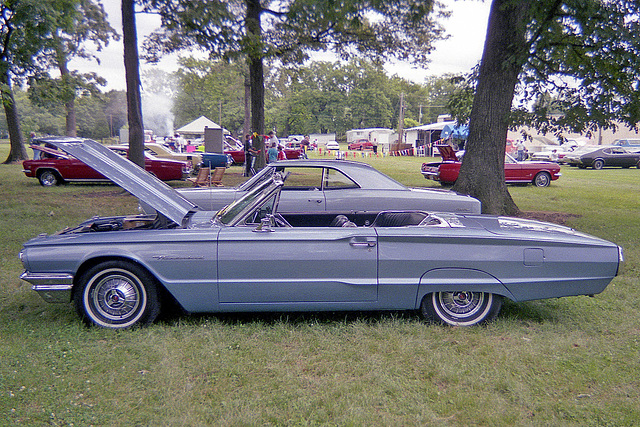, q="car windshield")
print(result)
[238,166,275,191]
[216,174,284,225]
